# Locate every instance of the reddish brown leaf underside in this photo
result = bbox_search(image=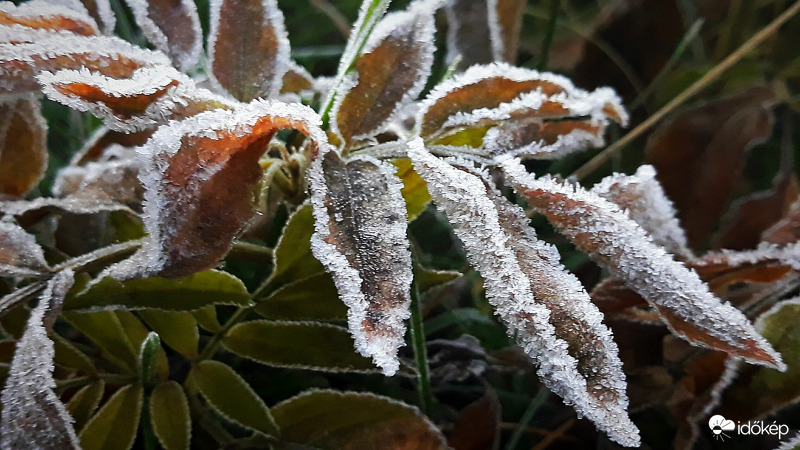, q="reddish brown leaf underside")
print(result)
[141,0,200,69]
[0,96,47,197]
[494,0,525,62]
[420,77,565,137]
[73,127,153,165]
[0,12,96,35]
[53,79,178,118]
[447,391,500,450]
[763,194,800,245]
